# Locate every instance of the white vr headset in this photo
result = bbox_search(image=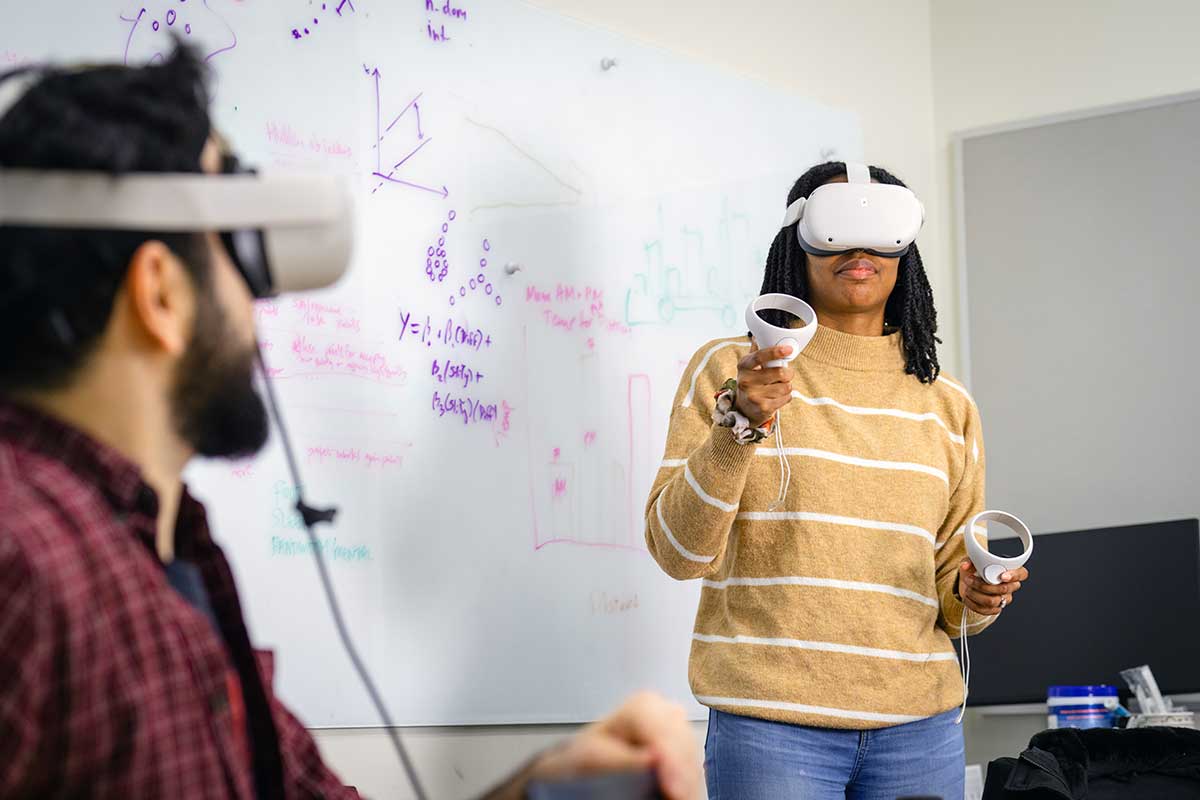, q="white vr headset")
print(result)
[781,162,924,258]
[0,159,353,299]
